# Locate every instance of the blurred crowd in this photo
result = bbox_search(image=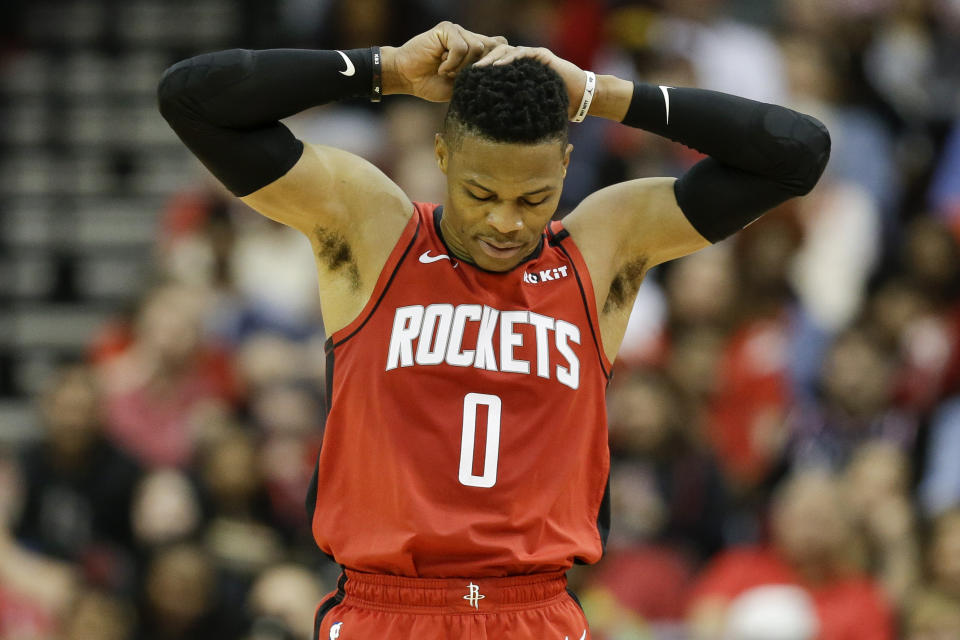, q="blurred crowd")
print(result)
[3,0,960,639]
